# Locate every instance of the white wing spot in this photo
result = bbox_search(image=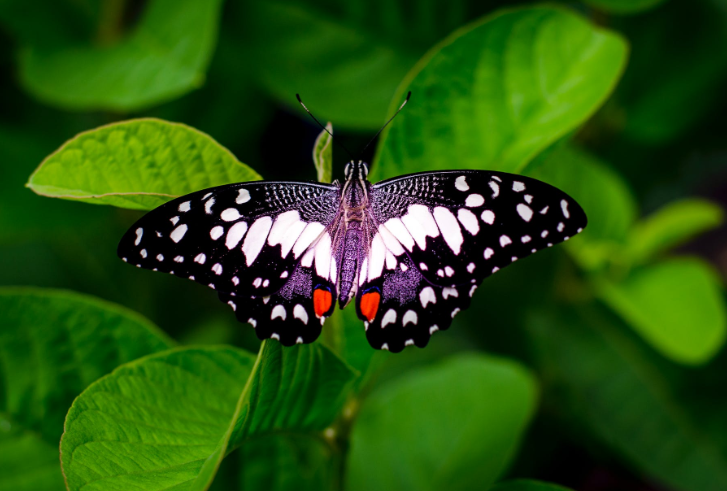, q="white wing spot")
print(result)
[467,263,475,273]
[296,337,304,344]
[381,309,397,328]
[205,198,215,214]
[521,235,531,243]
[512,256,518,262]
[293,305,309,324]
[492,176,502,182]
[517,203,533,222]
[271,305,286,320]
[445,266,455,277]
[178,201,191,212]
[419,262,428,271]
[561,199,570,218]
[280,271,289,279]
[156,254,164,261]
[203,192,212,200]
[484,248,494,260]
[194,253,206,264]
[433,207,463,254]
[405,339,415,347]
[228,301,236,311]
[558,222,565,232]
[481,210,495,225]
[170,224,188,243]
[212,263,222,275]
[457,208,480,235]
[232,276,240,285]
[271,333,280,340]
[221,208,242,222]
[525,194,533,204]
[451,308,460,318]
[540,206,549,214]
[437,269,445,277]
[210,225,224,240]
[513,181,525,192]
[236,188,251,204]
[253,277,262,288]
[577,227,583,233]
[400,263,408,272]
[430,325,440,334]
[403,310,418,326]
[263,279,270,287]
[170,216,179,225]
[242,216,273,266]
[469,285,477,297]
[135,228,143,246]
[140,249,147,258]
[381,343,390,351]
[248,318,257,328]
[174,256,184,263]
[489,181,500,197]
[443,287,458,299]
[455,175,469,191]
[541,230,549,238]
[465,194,485,207]
[419,287,436,308]
[492,267,500,273]
[500,235,512,247]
